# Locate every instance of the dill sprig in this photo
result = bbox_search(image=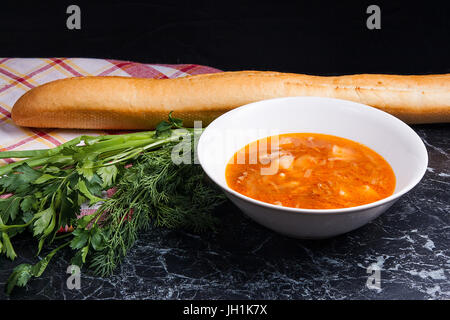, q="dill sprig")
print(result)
[89,142,225,276]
